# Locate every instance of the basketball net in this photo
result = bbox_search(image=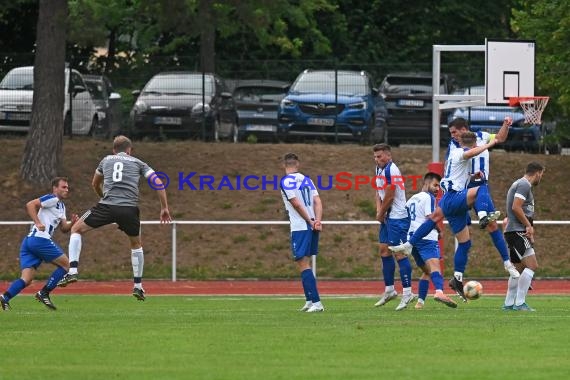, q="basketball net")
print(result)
[508,96,549,125]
